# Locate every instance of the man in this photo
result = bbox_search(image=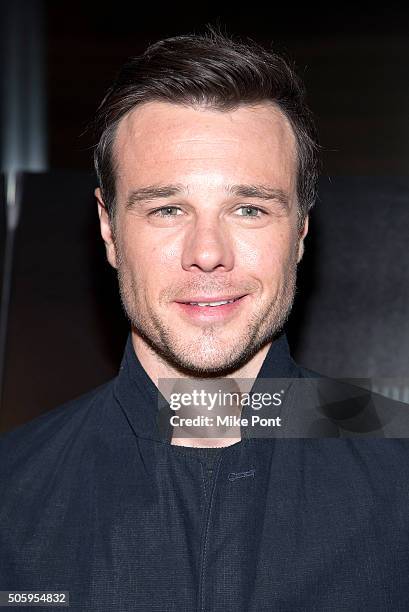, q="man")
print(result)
[1,31,409,611]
